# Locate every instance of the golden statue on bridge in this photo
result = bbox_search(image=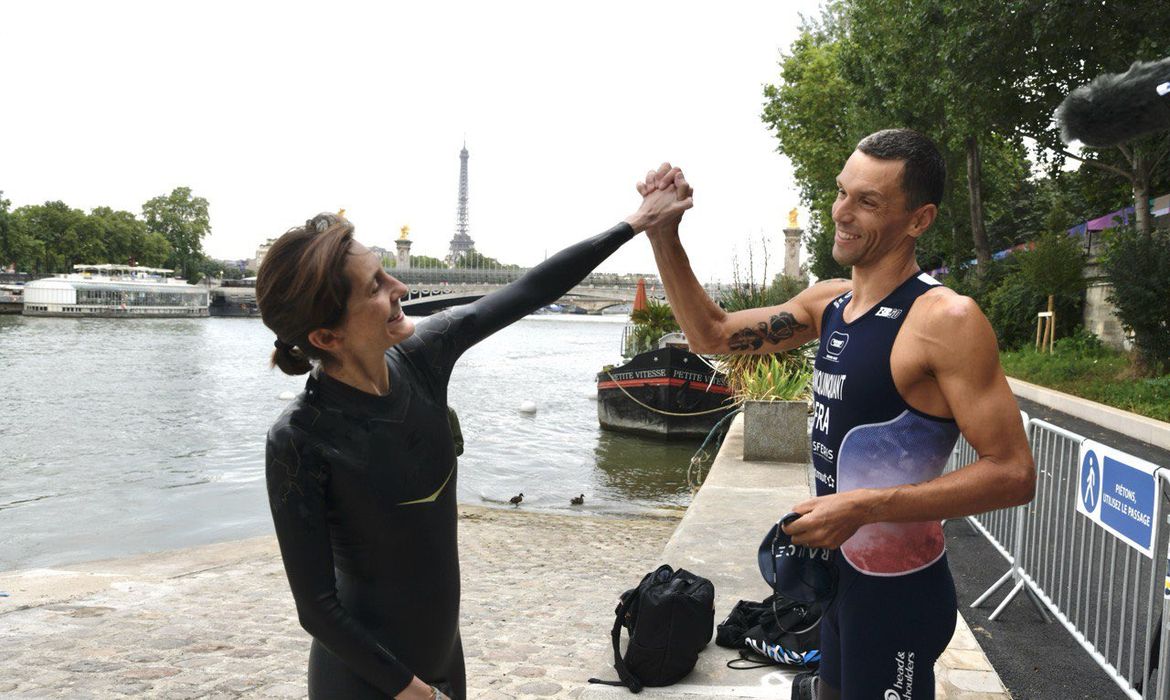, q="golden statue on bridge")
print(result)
[400,225,411,240]
[788,208,799,229]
